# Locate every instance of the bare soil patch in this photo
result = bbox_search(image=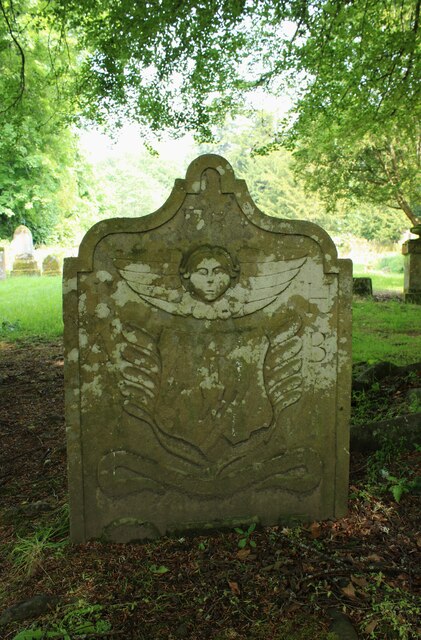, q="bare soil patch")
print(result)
[0,340,420,639]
